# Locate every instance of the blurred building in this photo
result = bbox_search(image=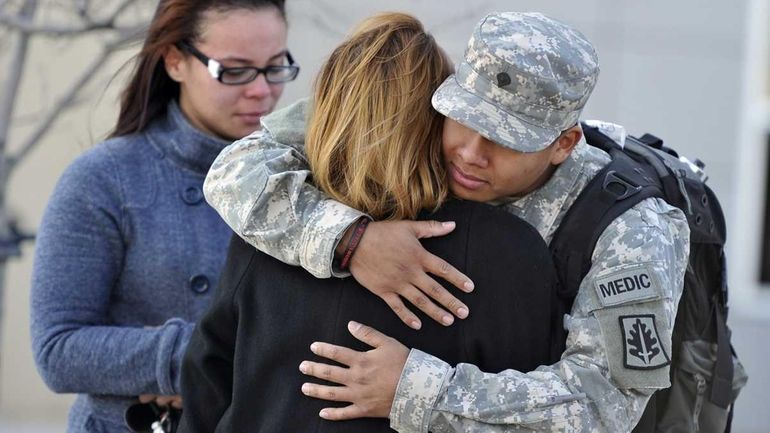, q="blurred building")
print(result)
[1,0,767,431]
